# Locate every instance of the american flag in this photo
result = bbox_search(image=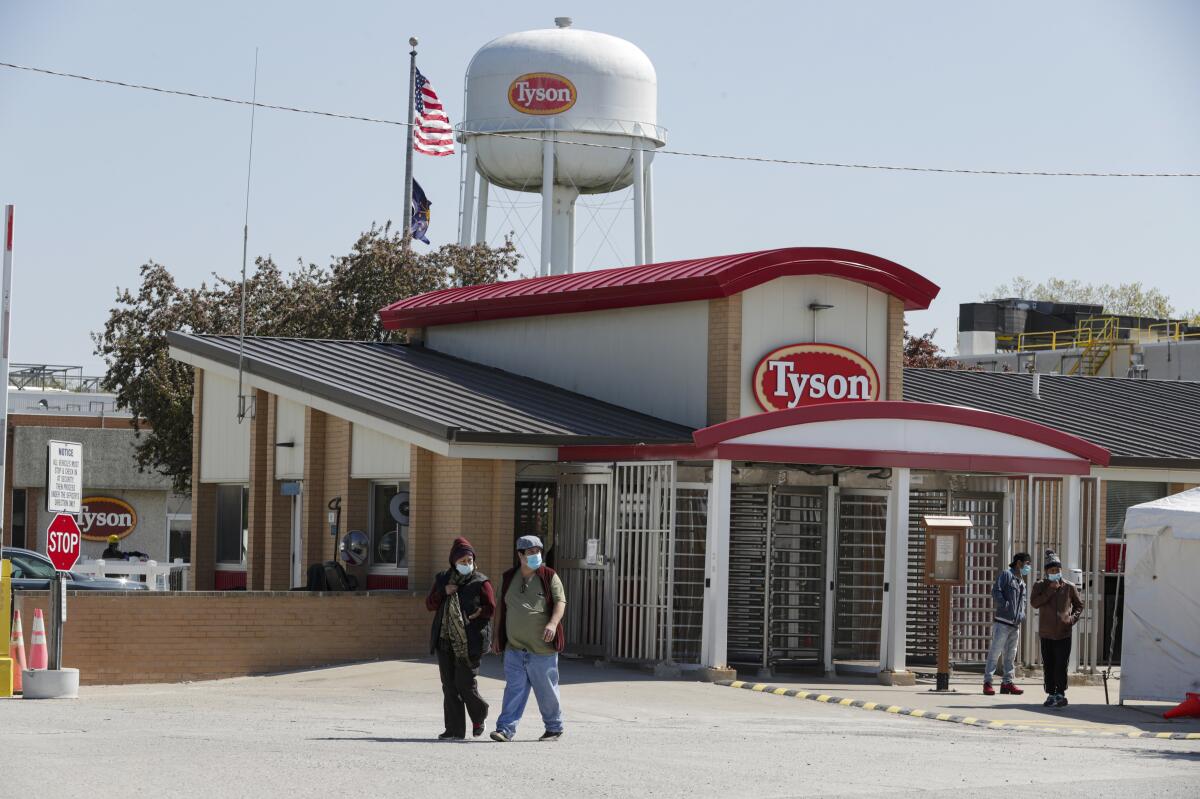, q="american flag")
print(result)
[413,68,454,156]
